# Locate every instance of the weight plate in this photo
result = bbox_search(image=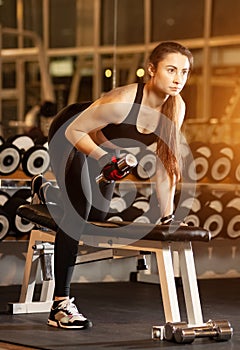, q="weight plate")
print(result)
[210,156,231,182]
[8,134,34,152]
[203,214,224,238]
[184,213,200,227]
[0,190,11,206]
[110,197,127,212]
[227,213,240,238]
[0,207,11,241]
[133,152,156,180]
[4,197,34,235]
[187,153,209,181]
[133,215,151,223]
[22,146,50,177]
[0,144,21,175]
[133,198,150,212]
[107,216,123,222]
[12,188,32,201]
[15,213,35,233]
